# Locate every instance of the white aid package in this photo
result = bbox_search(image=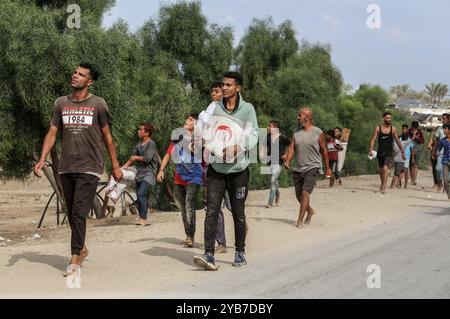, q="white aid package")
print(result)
[105,167,136,203]
[197,102,246,162]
